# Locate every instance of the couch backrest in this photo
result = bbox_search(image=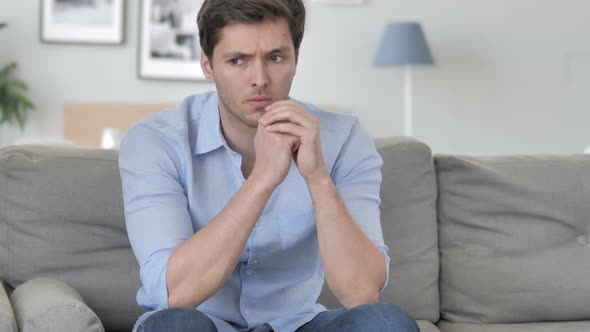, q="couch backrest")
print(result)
[0,146,144,331]
[436,154,590,323]
[0,138,441,330]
